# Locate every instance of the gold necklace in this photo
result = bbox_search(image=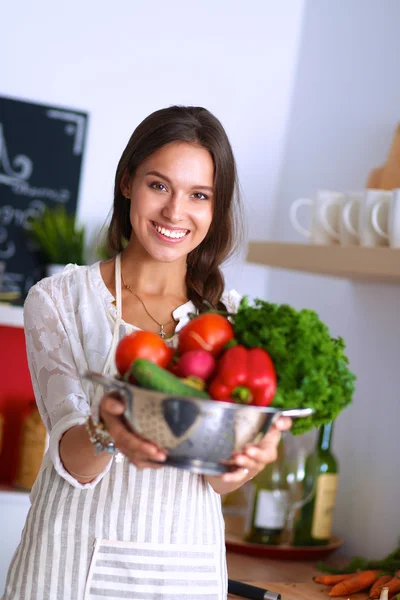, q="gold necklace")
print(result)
[121,271,176,339]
